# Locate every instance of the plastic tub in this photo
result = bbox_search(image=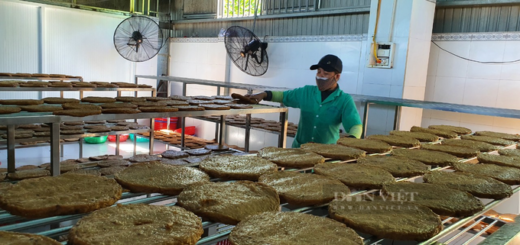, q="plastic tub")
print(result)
[129,134,149,142]
[84,136,108,144]
[154,117,179,131]
[174,126,196,135]
[108,134,129,142]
